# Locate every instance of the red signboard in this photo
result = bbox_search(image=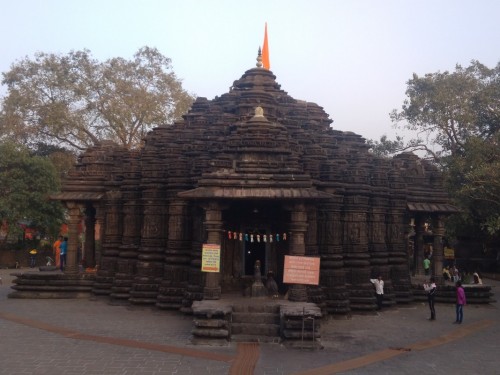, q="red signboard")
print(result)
[283,255,320,285]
